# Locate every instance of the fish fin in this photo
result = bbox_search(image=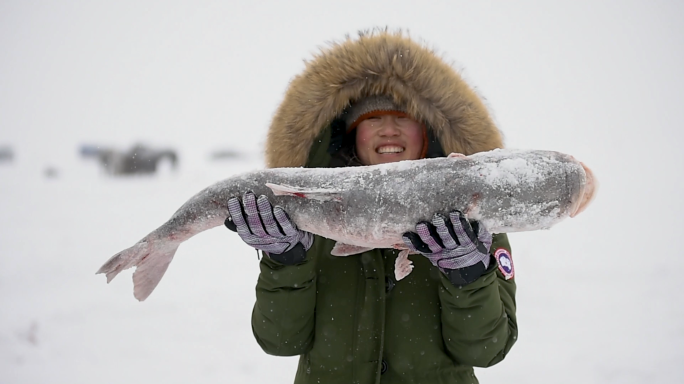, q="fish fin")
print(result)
[96,239,178,301]
[132,245,178,301]
[97,242,147,283]
[331,242,373,256]
[265,183,344,202]
[394,249,414,281]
